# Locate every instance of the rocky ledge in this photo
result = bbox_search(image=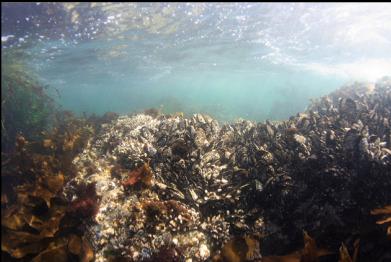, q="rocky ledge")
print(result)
[64,78,391,262]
